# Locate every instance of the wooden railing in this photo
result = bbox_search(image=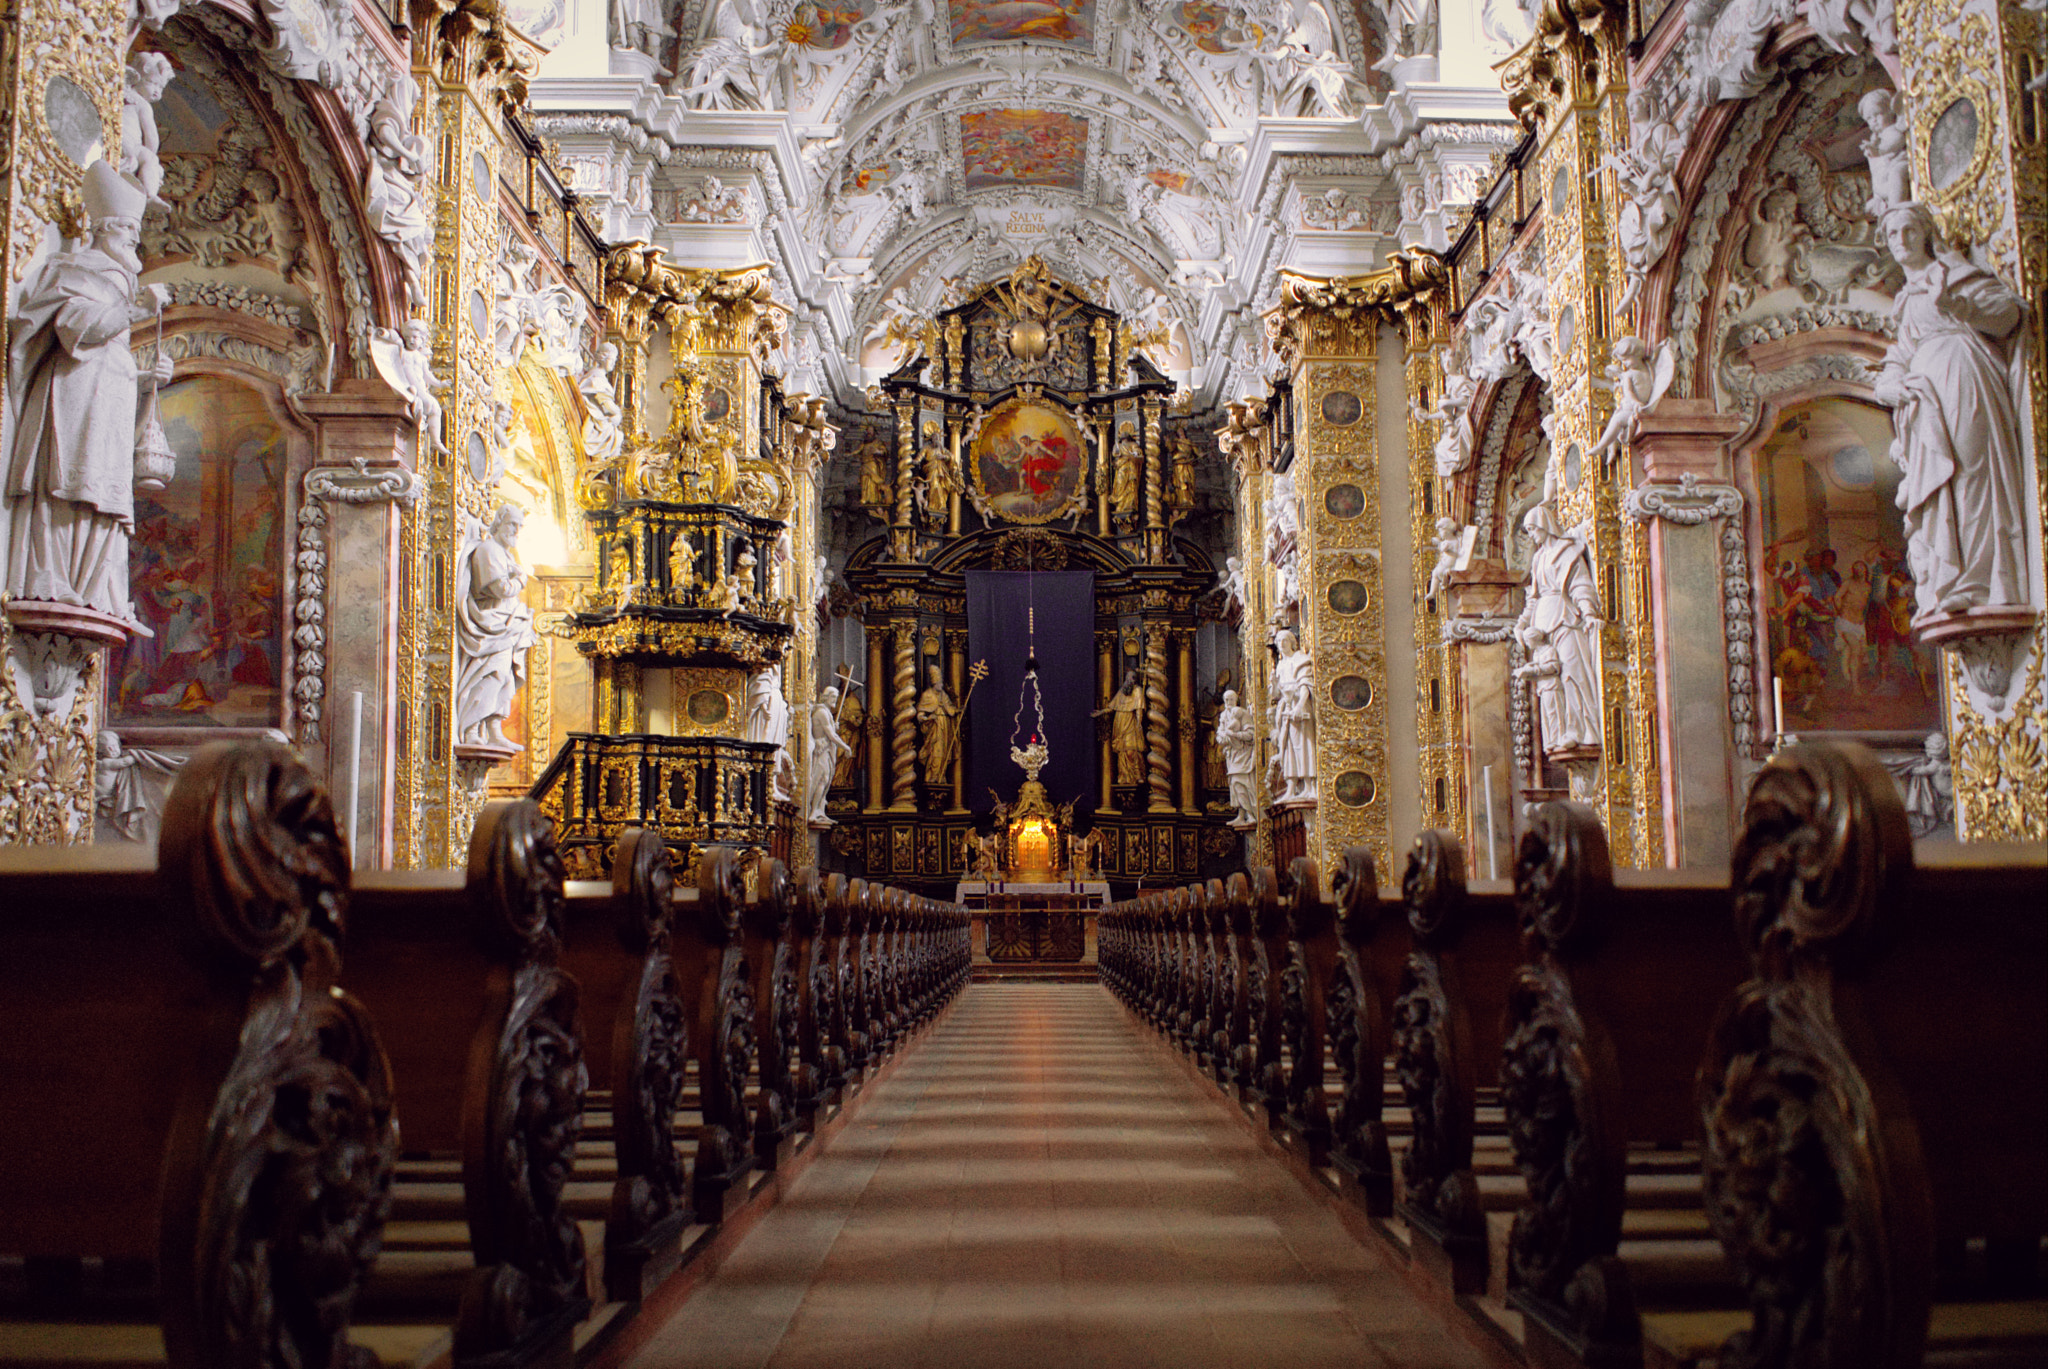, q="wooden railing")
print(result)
[1100,739,2047,1369]
[0,740,969,1368]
